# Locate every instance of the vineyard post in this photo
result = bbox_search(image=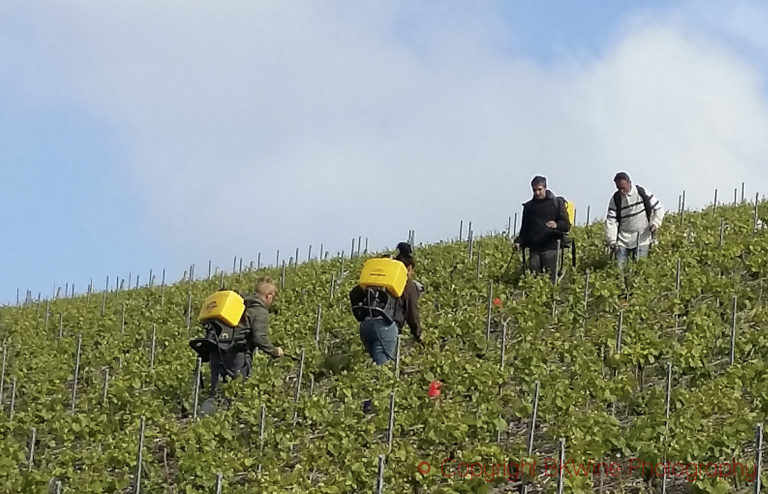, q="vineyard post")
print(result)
[714,188,718,209]
[527,381,540,455]
[314,305,322,346]
[59,314,63,340]
[387,391,395,451]
[734,188,738,204]
[664,362,672,430]
[741,182,745,203]
[329,273,335,299]
[754,192,760,232]
[730,296,737,366]
[319,244,324,261]
[556,437,566,494]
[675,258,681,293]
[148,269,153,287]
[233,255,237,274]
[101,290,106,316]
[135,275,139,290]
[27,427,36,472]
[485,281,493,339]
[160,269,166,304]
[186,292,192,337]
[192,358,202,419]
[499,321,507,370]
[44,301,50,331]
[586,205,591,226]
[755,423,763,494]
[149,325,157,371]
[394,336,401,381]
[218,271,224,289]
[0,344,6,410]
[9,378,17,422]
[295,248,299,269]
[257,253,262,270]
[351,238,356,259]
[376,454,385,494]
[459,220,463,241]
[307,245,312,262]
[102,367,109,404]
[294,348,305,404]
[554,239,561,287]
[71,334,82,412]
[507,216,512,238]
[134,416,145,494]
[65,283,69,298]
[476,251,481,280]
[719,219,725,249]
[190,264,196,280]
[496,413,503,443]
[513,213,518,237]
[468,229,474,259]
[281,261,286,289]
[309,374,314,397]
[276,249,280,267]
[357,235,362,257]
[88,280,92,303]
[583,269,590,318]
[215,472,223,494]
[121,304,126,335]
[259,404,266,452]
